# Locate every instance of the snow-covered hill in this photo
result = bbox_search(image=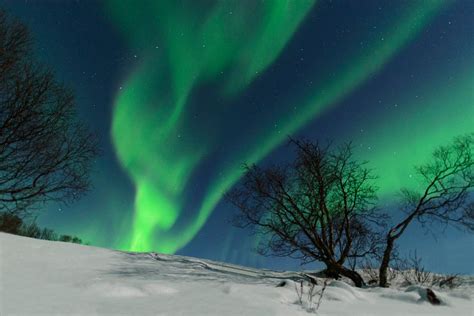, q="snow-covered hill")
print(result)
[0,232,472,315]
